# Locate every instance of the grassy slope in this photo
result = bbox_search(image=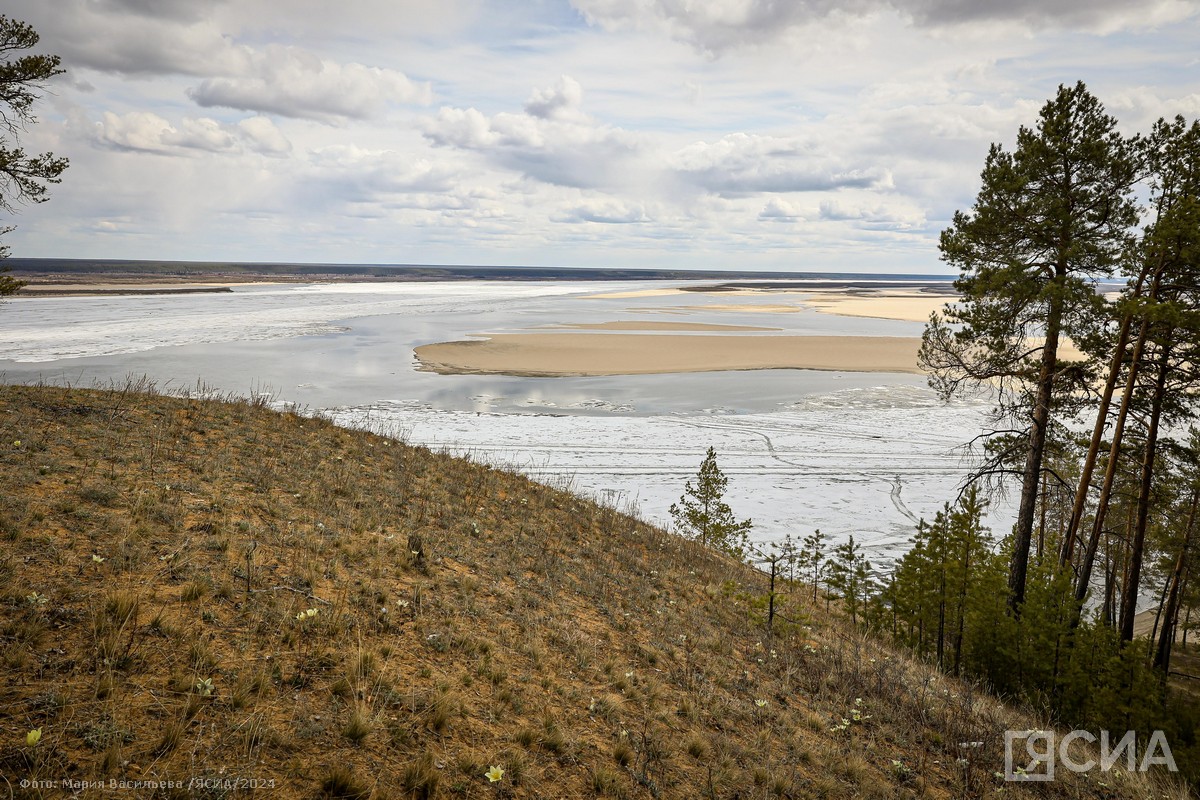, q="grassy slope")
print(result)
[0,383,1184,799]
